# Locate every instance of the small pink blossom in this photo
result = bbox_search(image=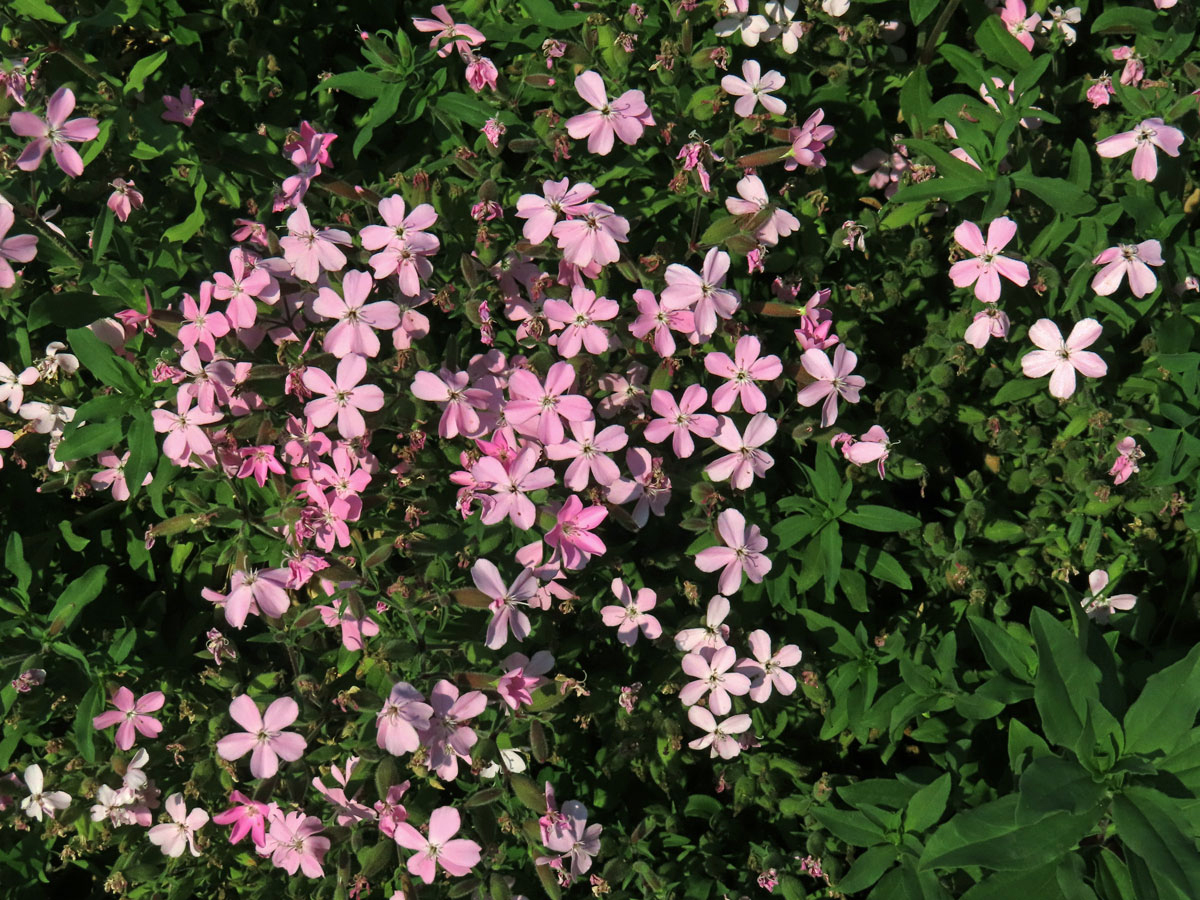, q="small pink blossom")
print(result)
[1021,318,1107,399]
[419,680,487,781]
[0,205,37,290]
[20,765,70,821]
[723,175,799,246]
[1082,569,1137,623]
[91,449,152,501]
[545,494,607,571]
[148,794,208,858]
[551,202,629,270]
[106,178,144,222]
[1087,76,1115,108]
[92,687,165,751]
[675,595,731,652]
[161,86,203,126]
[999,0,1040,51]
[393,807,482,884]
[497,650,555,709]
[472,558,537,649]
[316,598,380,651]
[505,362,594,446]
[740,630,802,702]
[544,286,618,358]
[705,335,783,413]
[680,645,751,715]
[465,55,499,92]
[705,413,777,490]
[313,269,401,358]
[9,87,99,177]
[260,811,330,878]
[545,419,628,491]
[964,306,1011,349]
[515,178,596,244]
[565,70,655,156]
[687,706,752,759]
[796,345,865,427]
[302,354,385,439]
[948,218,1030,302]
[661,248,740,342]
[412,5,486,57]
[216,694,307,779]
[377,682,434,756]
[280,205,351,283]
[1109,436,1144,486]
[694,509,772,595]
[1096,118,1185,183]
[785,109,834,170]
[1091,240,1163,297]
[601,580,662,646]
[644,386,719,458]
[832,425,891,479]
[213,790,276,848]
[721,60,786,118]
[629,287,694,358]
